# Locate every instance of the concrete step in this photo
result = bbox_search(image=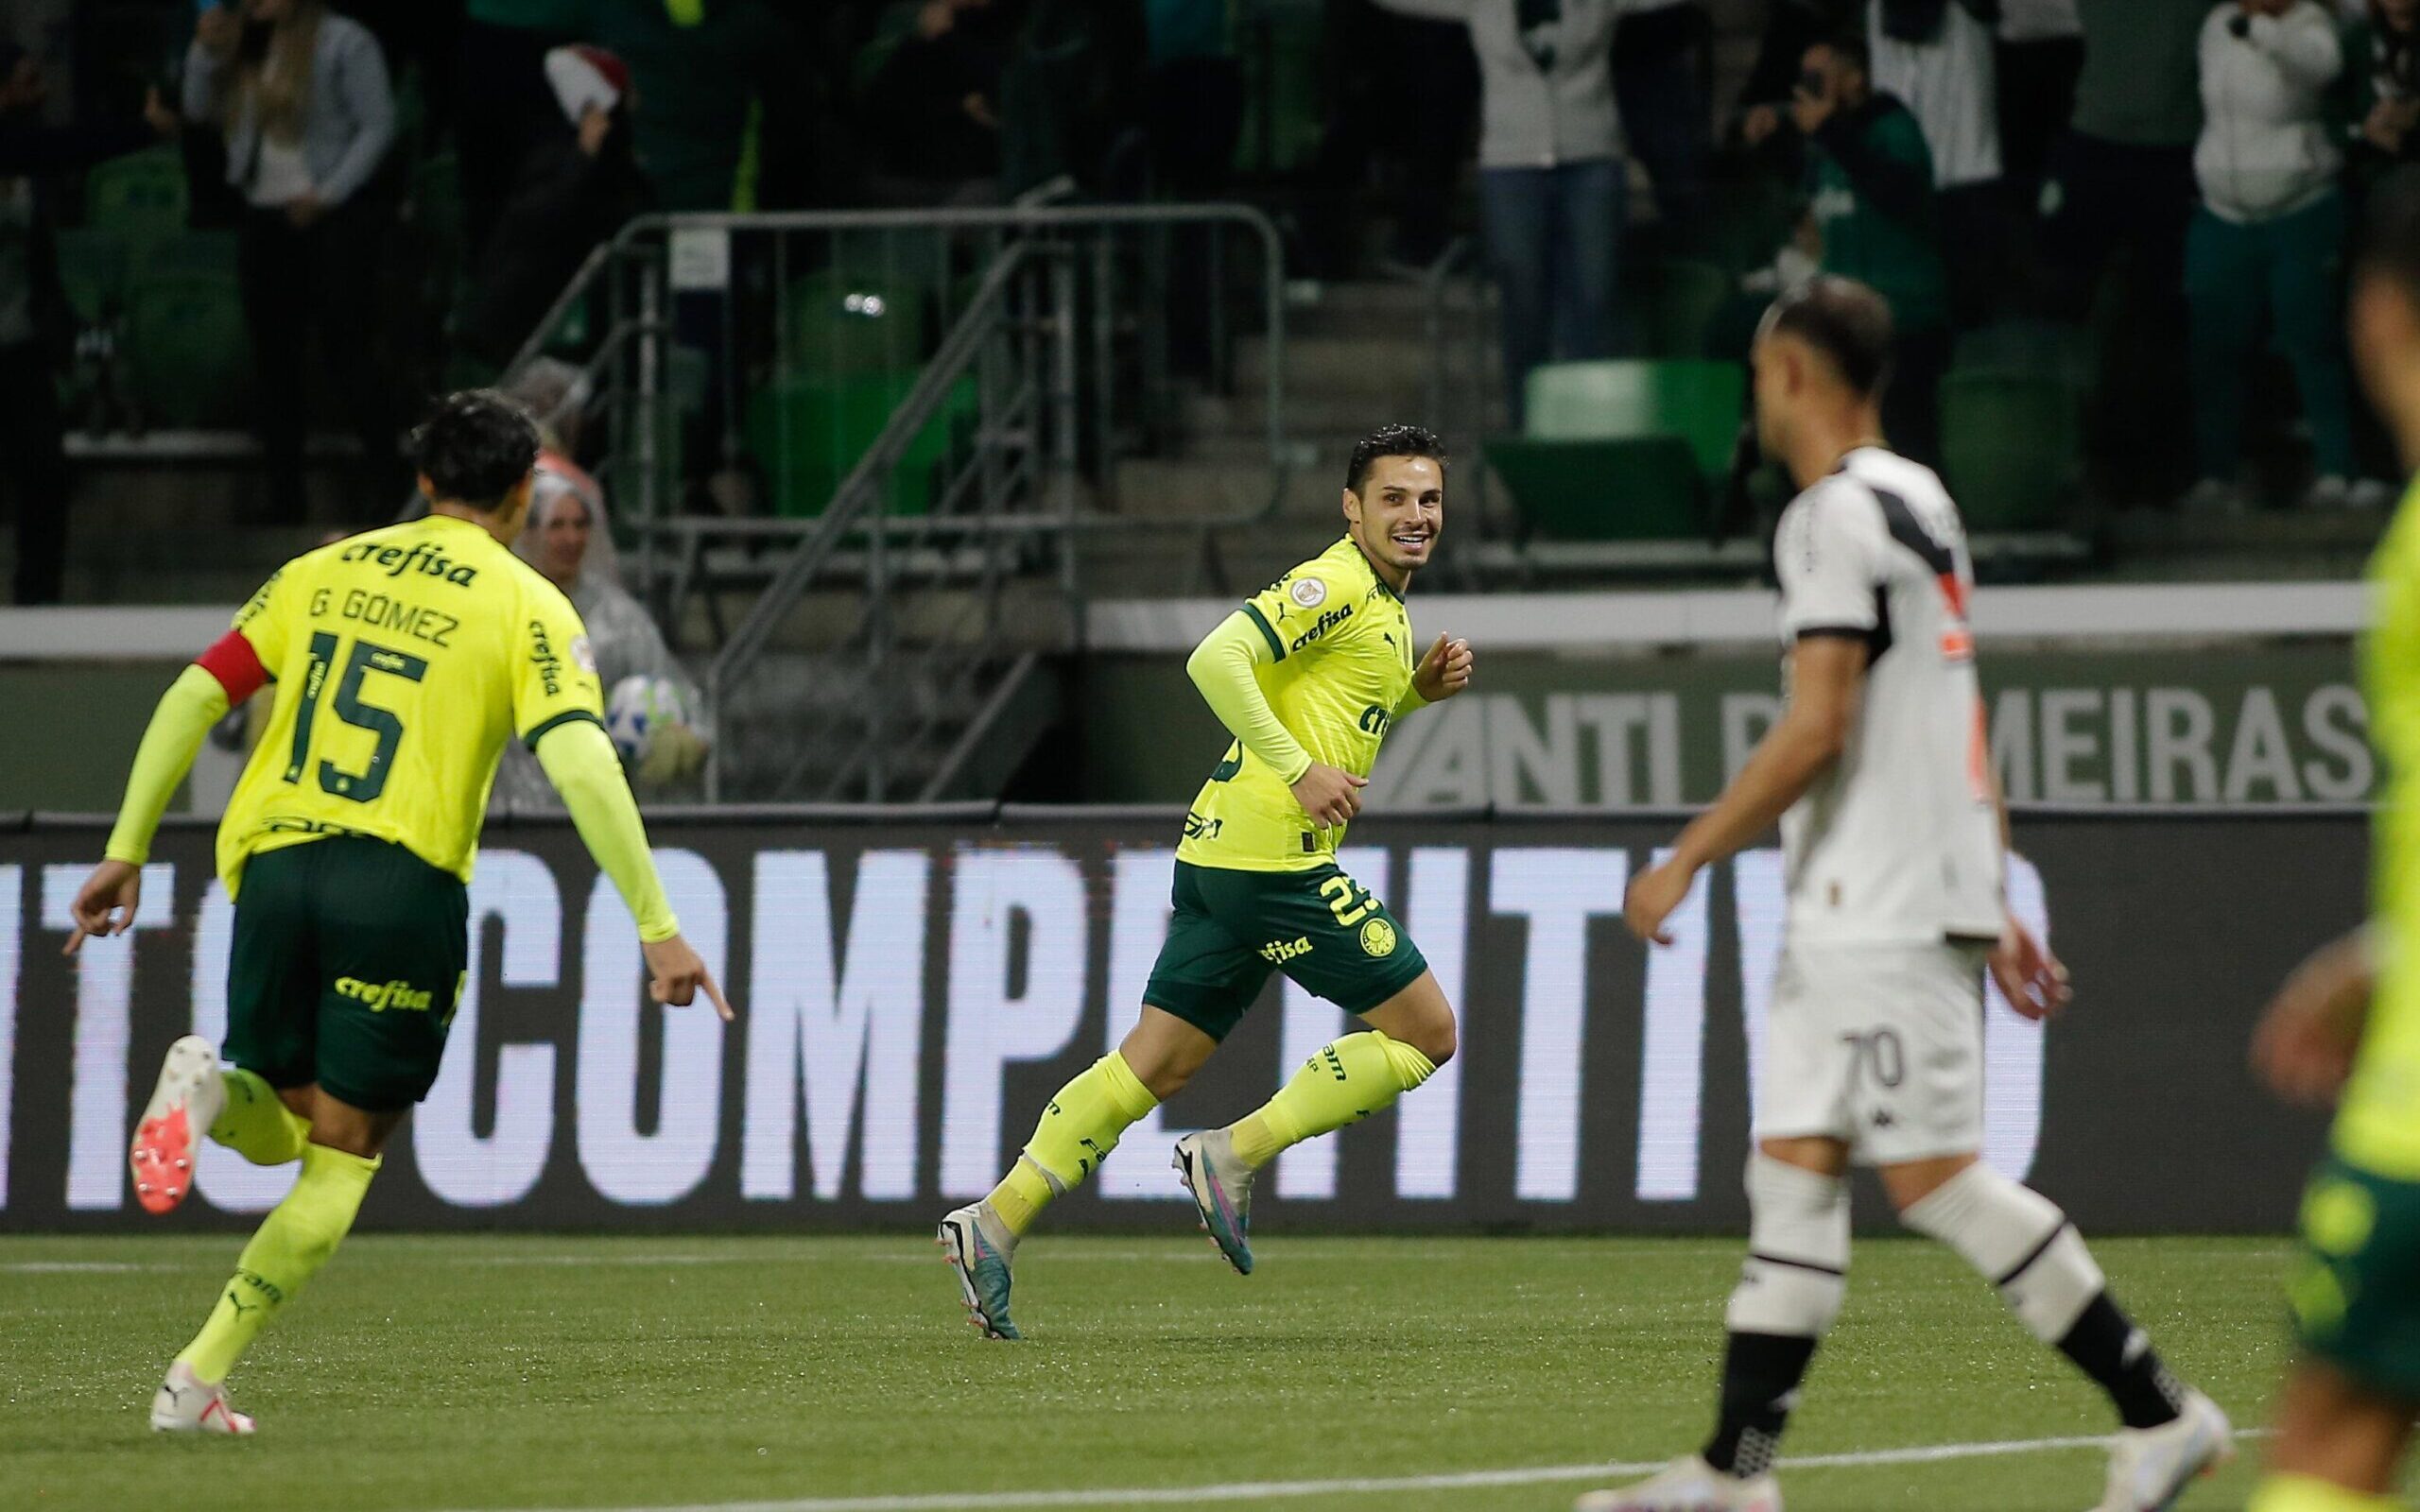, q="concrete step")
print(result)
[1110,457,1341,524]
[1234,334,1500,396]
[1182,389,1507,445]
